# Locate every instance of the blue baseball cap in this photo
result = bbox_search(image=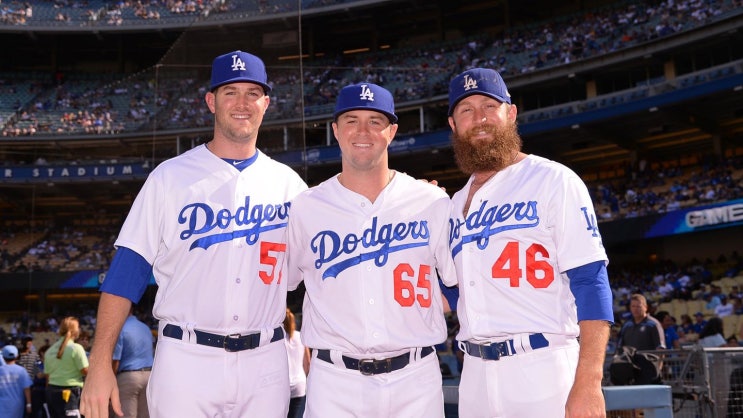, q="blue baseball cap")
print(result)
[448,68,511,115]
[334,83,398,124]
[210,50,271,93]
[1,344,18,360]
